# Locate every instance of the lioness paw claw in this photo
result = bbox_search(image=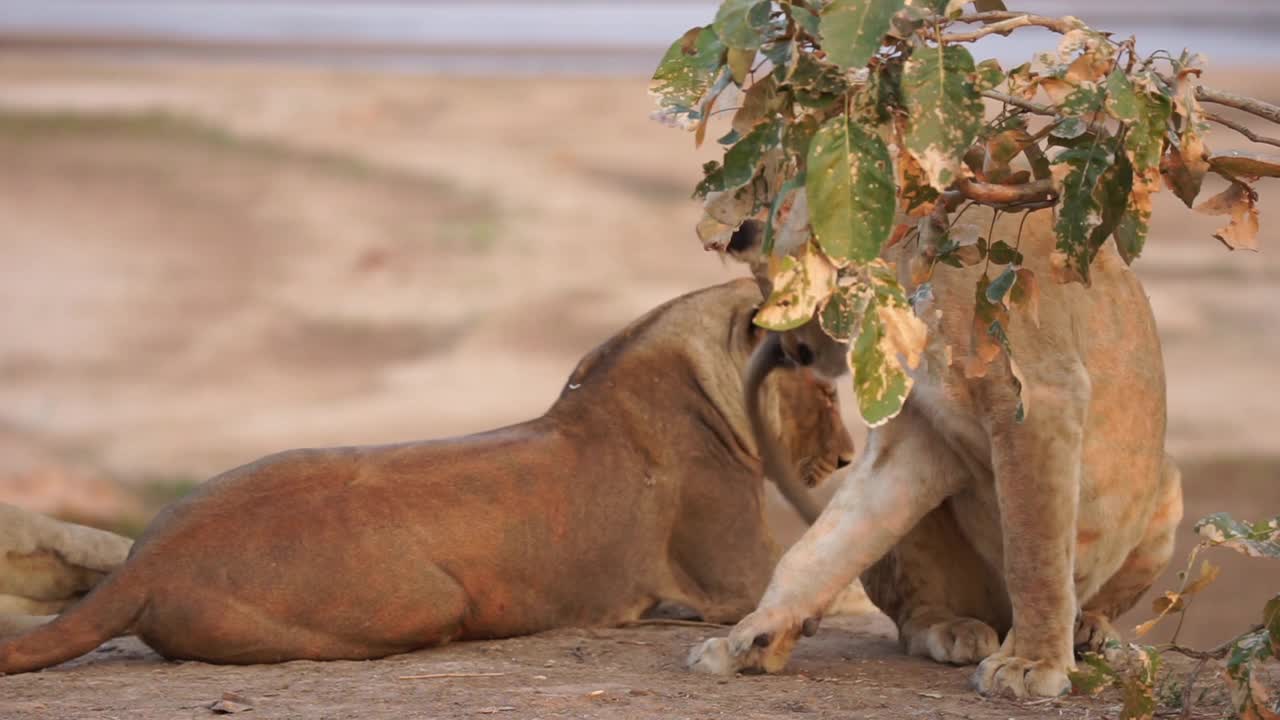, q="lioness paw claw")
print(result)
[974,655,1071,698]
[1074,612,1119,656]
[686,608,803,676]
[912,618,999,665]
[687,637,738,675]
